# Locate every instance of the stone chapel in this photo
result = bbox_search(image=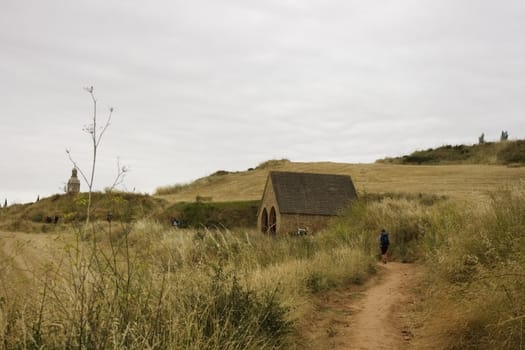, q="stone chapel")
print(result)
[67,168,80,194]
